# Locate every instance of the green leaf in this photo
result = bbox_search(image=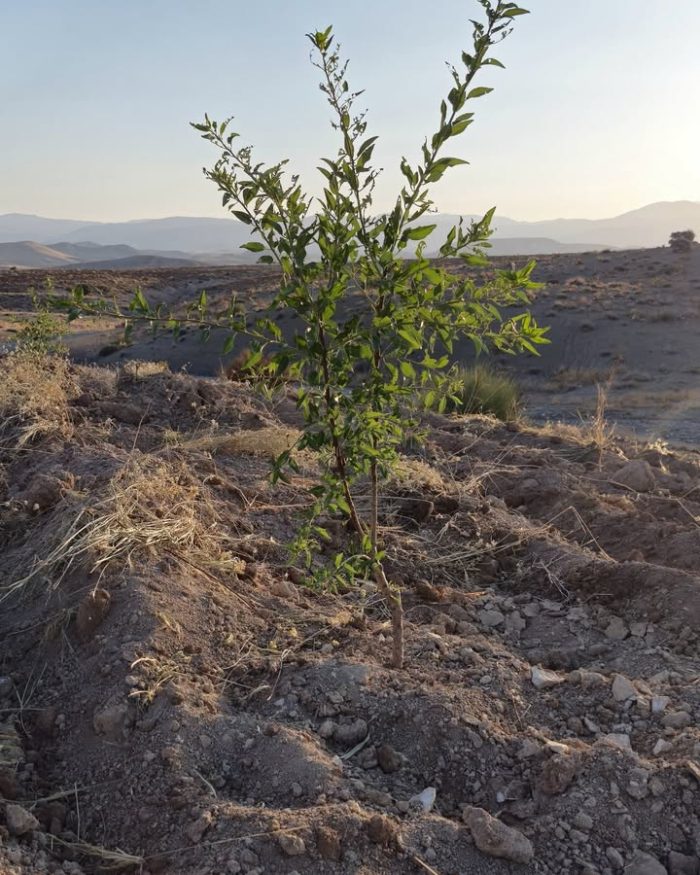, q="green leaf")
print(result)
[402,224,437,242]
[241,241,266,253]
[467,86,493,99]
[398,327,422,350]
[425,157,468,183]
